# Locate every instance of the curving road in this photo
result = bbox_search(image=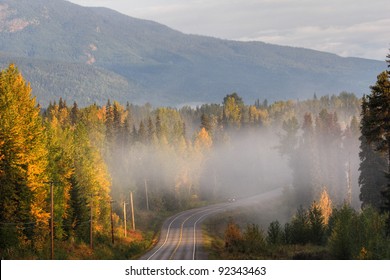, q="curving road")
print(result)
[140,188,282,260]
